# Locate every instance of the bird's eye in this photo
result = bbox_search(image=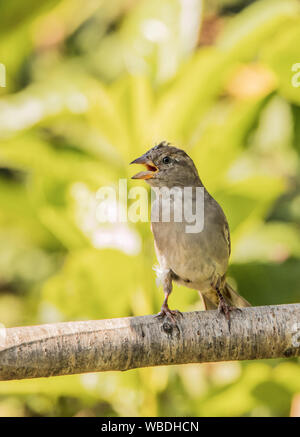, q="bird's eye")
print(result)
[162,156,171,164]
